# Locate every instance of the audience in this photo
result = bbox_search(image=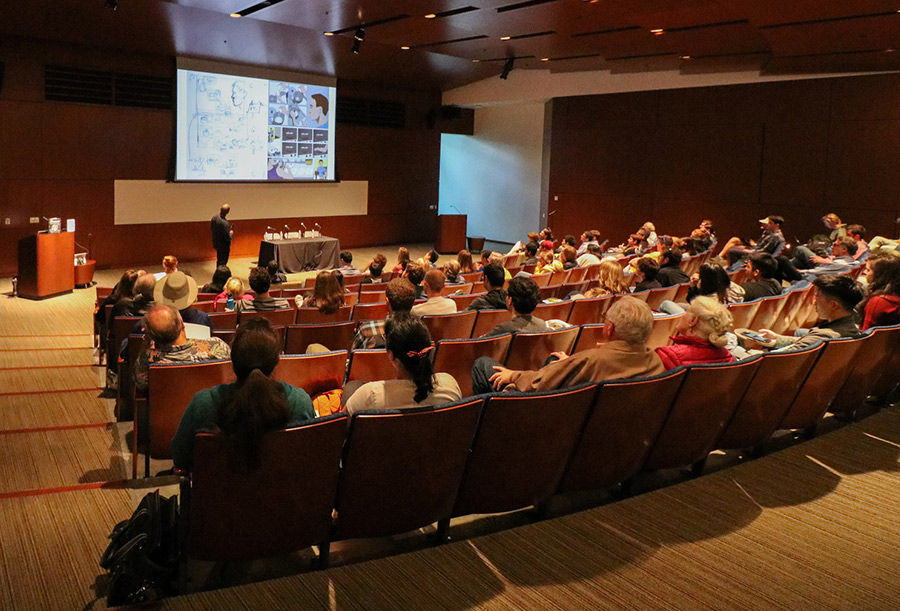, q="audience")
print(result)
[343,316,461,414]
[405,262,427,299]
[234,267,290,315]
[483,276,547,337]
[362,253,388,283]
[633,258,662,292]
[594,259,629,296]
[457,250,476,274]
[444,260,465,286]
[656,248,690,287]
[576,230,600,257]
[846,224,869,262]
[718,216,785,265]
[266,260,287,285]
[392,247,411,273]
[471,297,664,394]
[352,278,416,349]
[411,270,457,316]
[337,251,361,276]
[801,237,859,278]
[170,318,314,470]
[522,242,540,267]
[161,255,180,276]
[214,277,251,311]
[152,271,212,330]
[467,264,508,311]
[740,252,783,301]
[425,250,440,269]
[535,250,560,274]
[655,297,734,369]
[859,253,900,330]
[110,273,156,321]
[576,243,603,267]
[560,246,578,270]
[299,271,344,314]
[200,265,231,294]
[687,262,742,304]
[97,269,140,326]
[822,213,847,242]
